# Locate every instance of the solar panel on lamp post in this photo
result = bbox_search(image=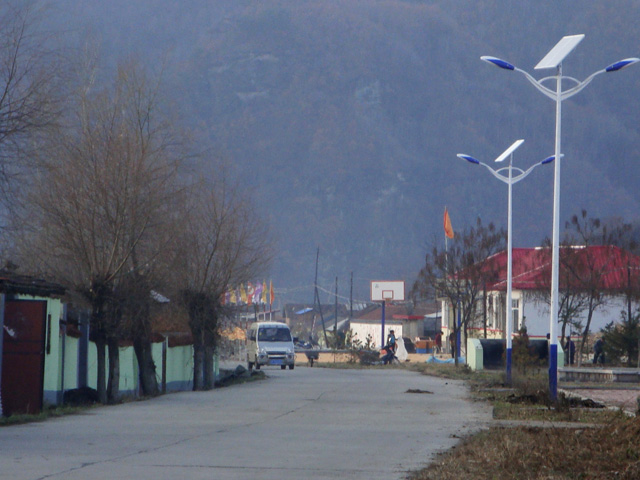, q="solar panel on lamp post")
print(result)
[457,140,555,385]
[481,35,639,401]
